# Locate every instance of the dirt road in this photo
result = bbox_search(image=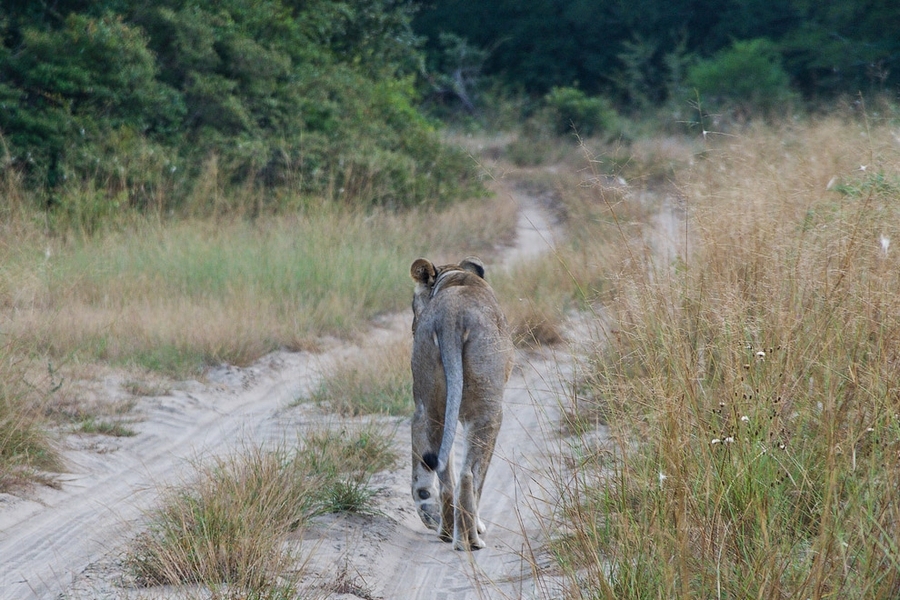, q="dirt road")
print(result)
[0,186,573,600]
